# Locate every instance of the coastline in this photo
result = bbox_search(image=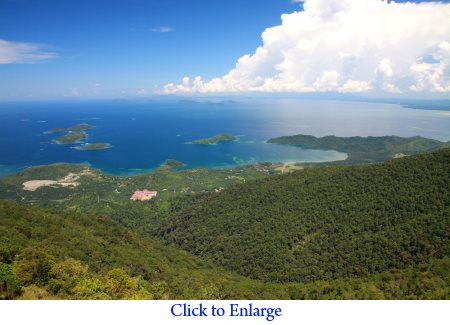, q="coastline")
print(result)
[0,149,348,178]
